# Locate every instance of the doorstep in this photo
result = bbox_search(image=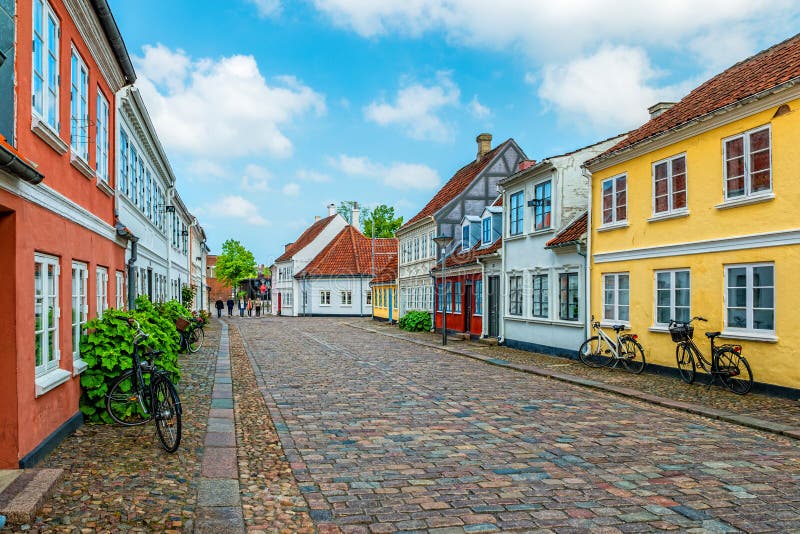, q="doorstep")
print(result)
[0,468,64,524]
